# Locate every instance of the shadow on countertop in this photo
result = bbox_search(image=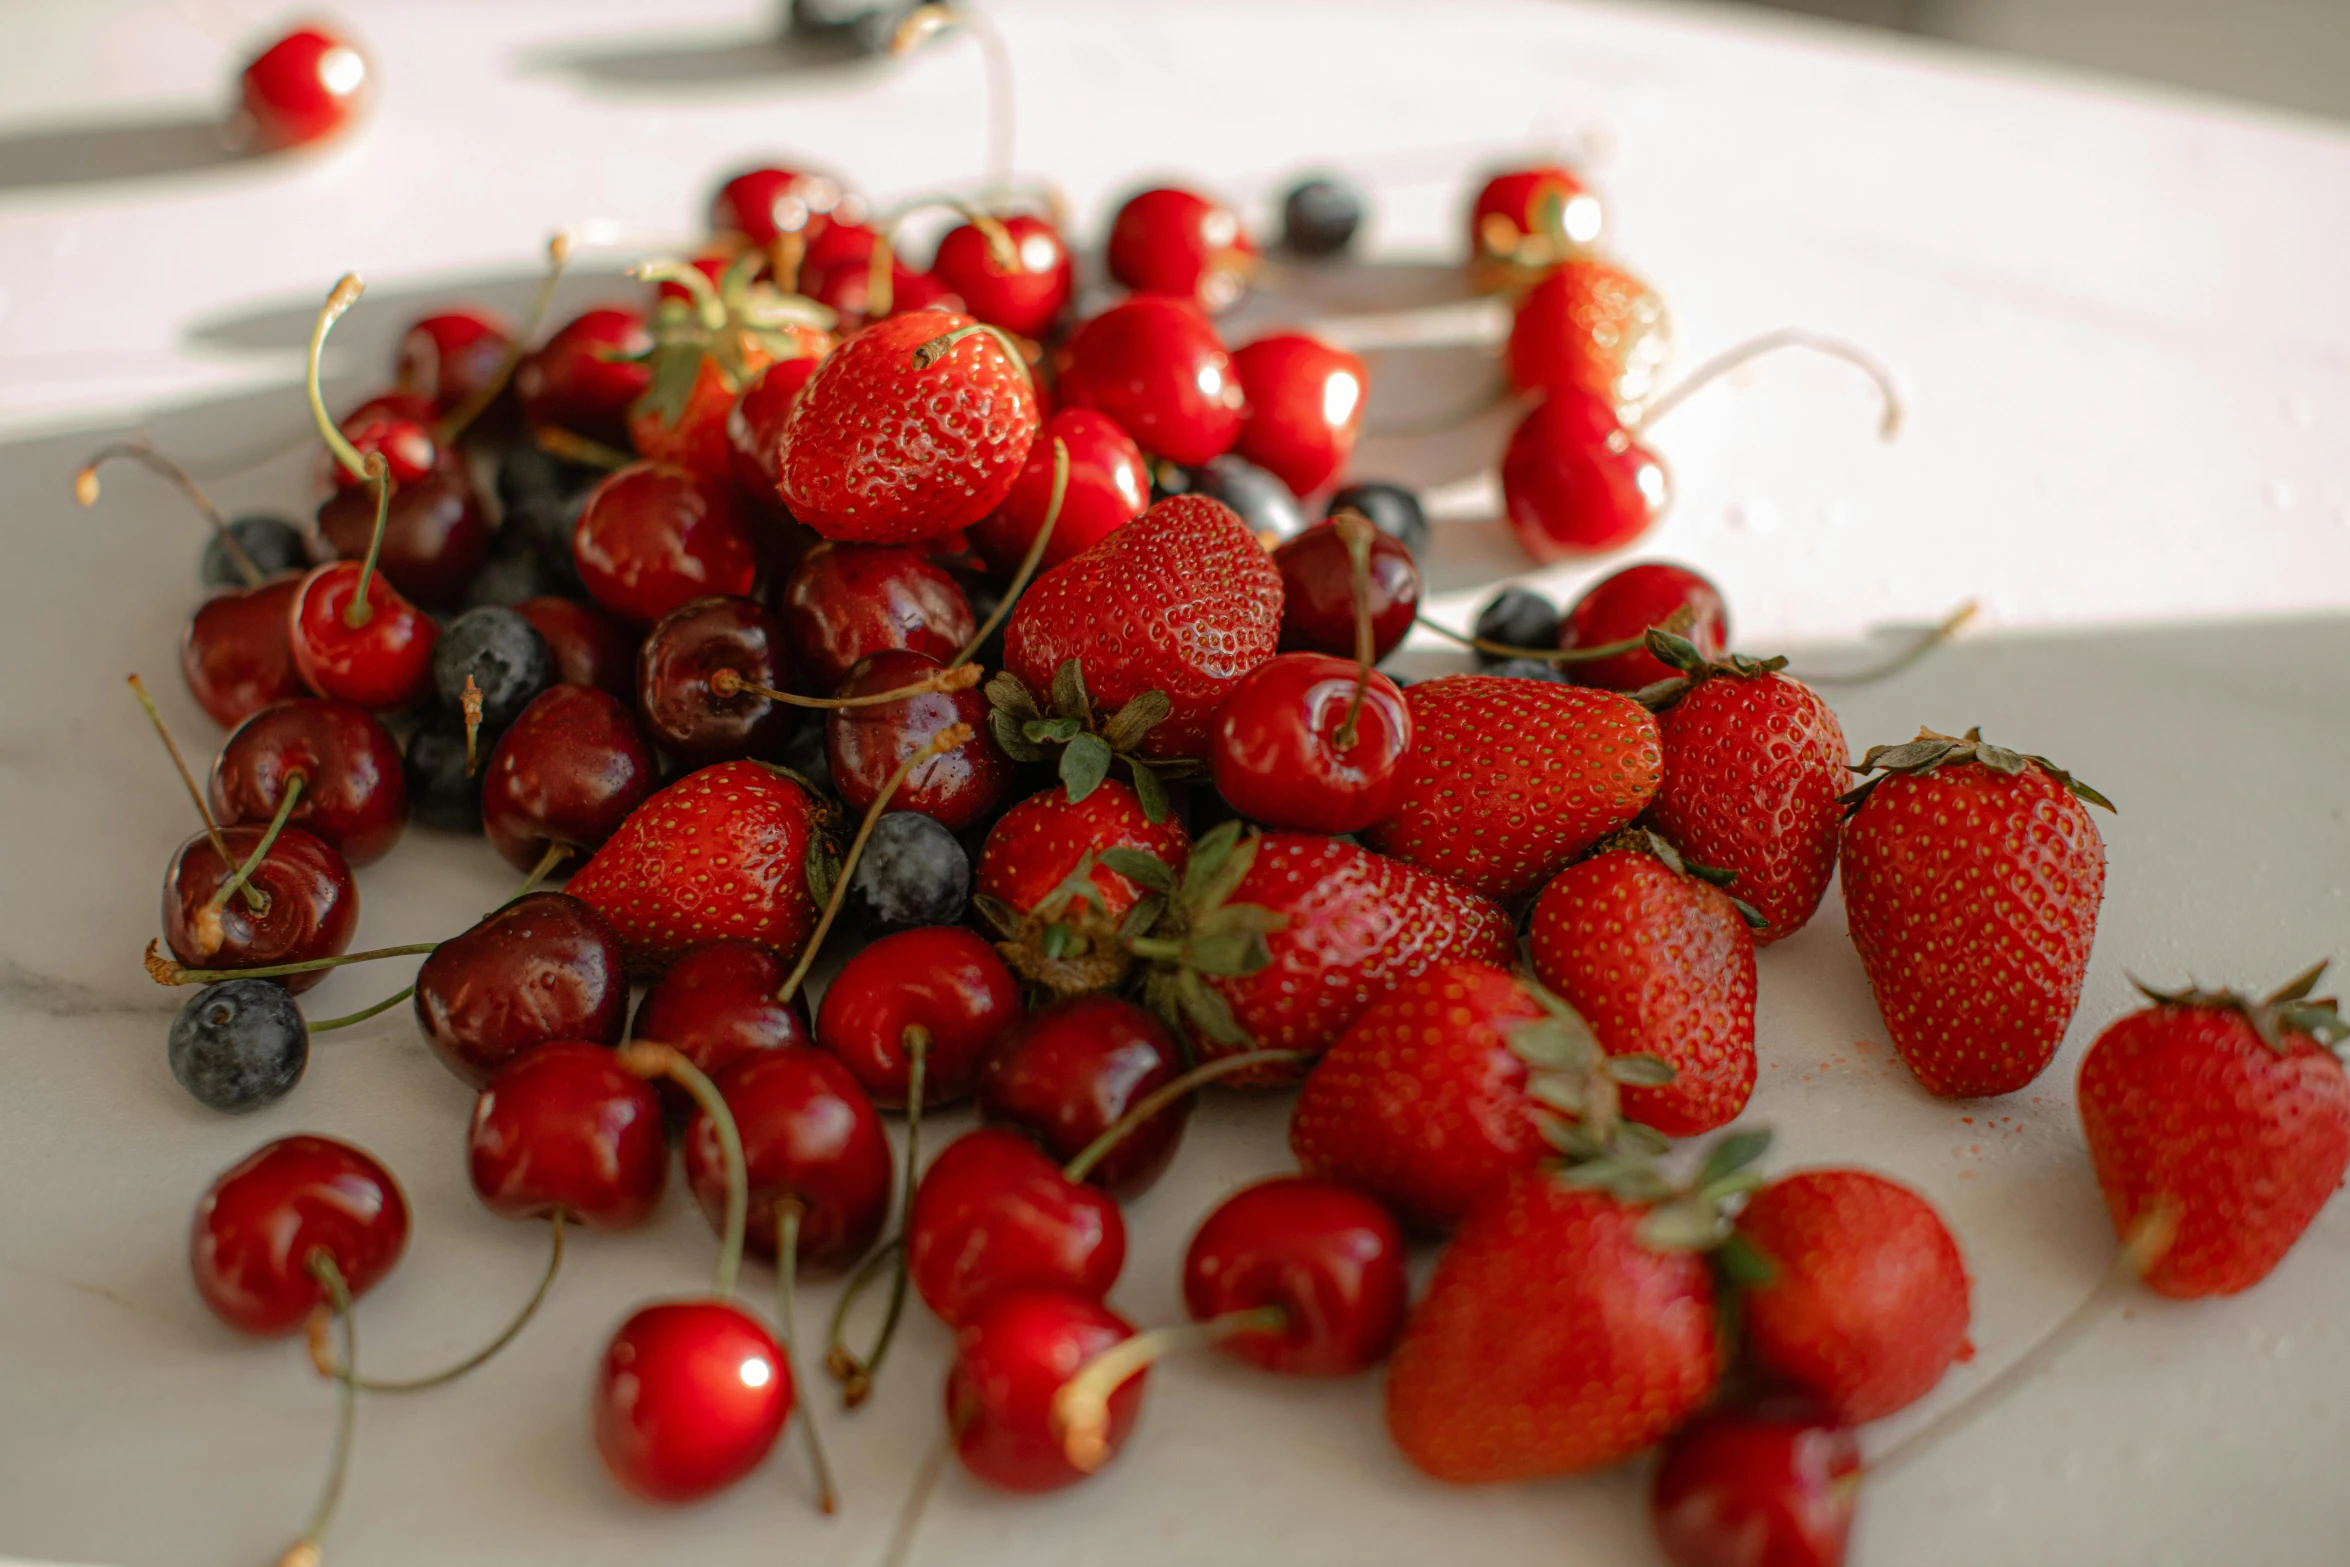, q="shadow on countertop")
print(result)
[0,113,246,194]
